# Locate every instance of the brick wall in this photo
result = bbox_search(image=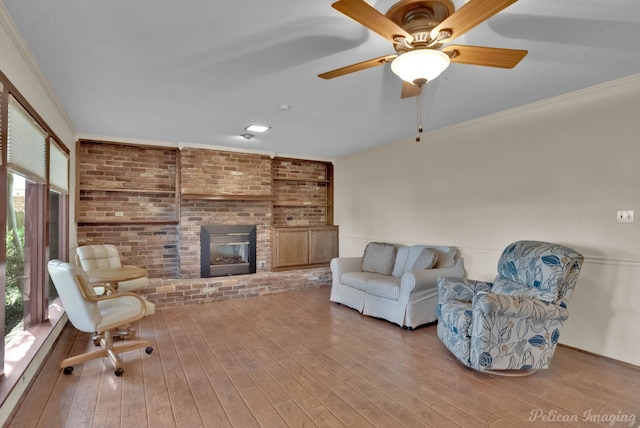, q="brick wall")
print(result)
[78,191,177,222]
[273,159,328,181]
[78,142,176,191]
[180,148,272,195]
[272,158,330,227]
[77,141,334,306]
[273,206,327,227]
[76,224,179,278]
